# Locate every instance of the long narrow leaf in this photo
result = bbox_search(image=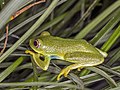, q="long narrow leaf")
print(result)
[0,0,33,29]
[101,24,120,51]
[86,67,117,87]
[90,9,120,46]
[106,49,120,66]
[0,57,25,82]
[0,0,60,64]
[75,1,120,39]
